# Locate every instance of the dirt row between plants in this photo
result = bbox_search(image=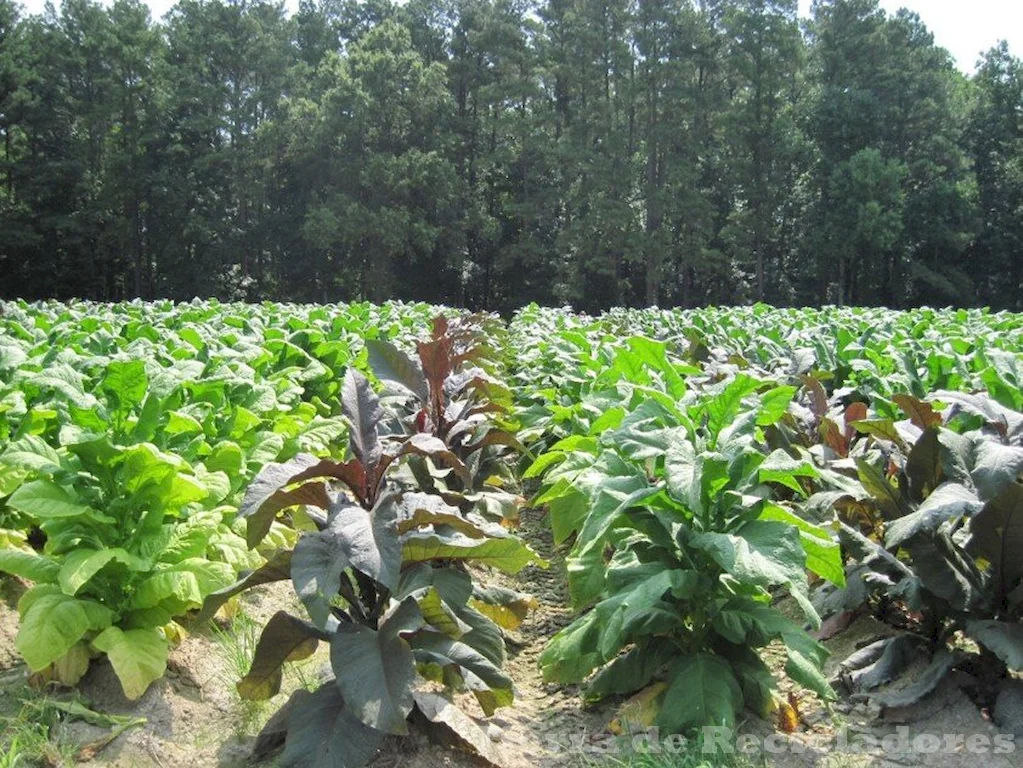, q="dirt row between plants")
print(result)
[1,505,1020,767]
